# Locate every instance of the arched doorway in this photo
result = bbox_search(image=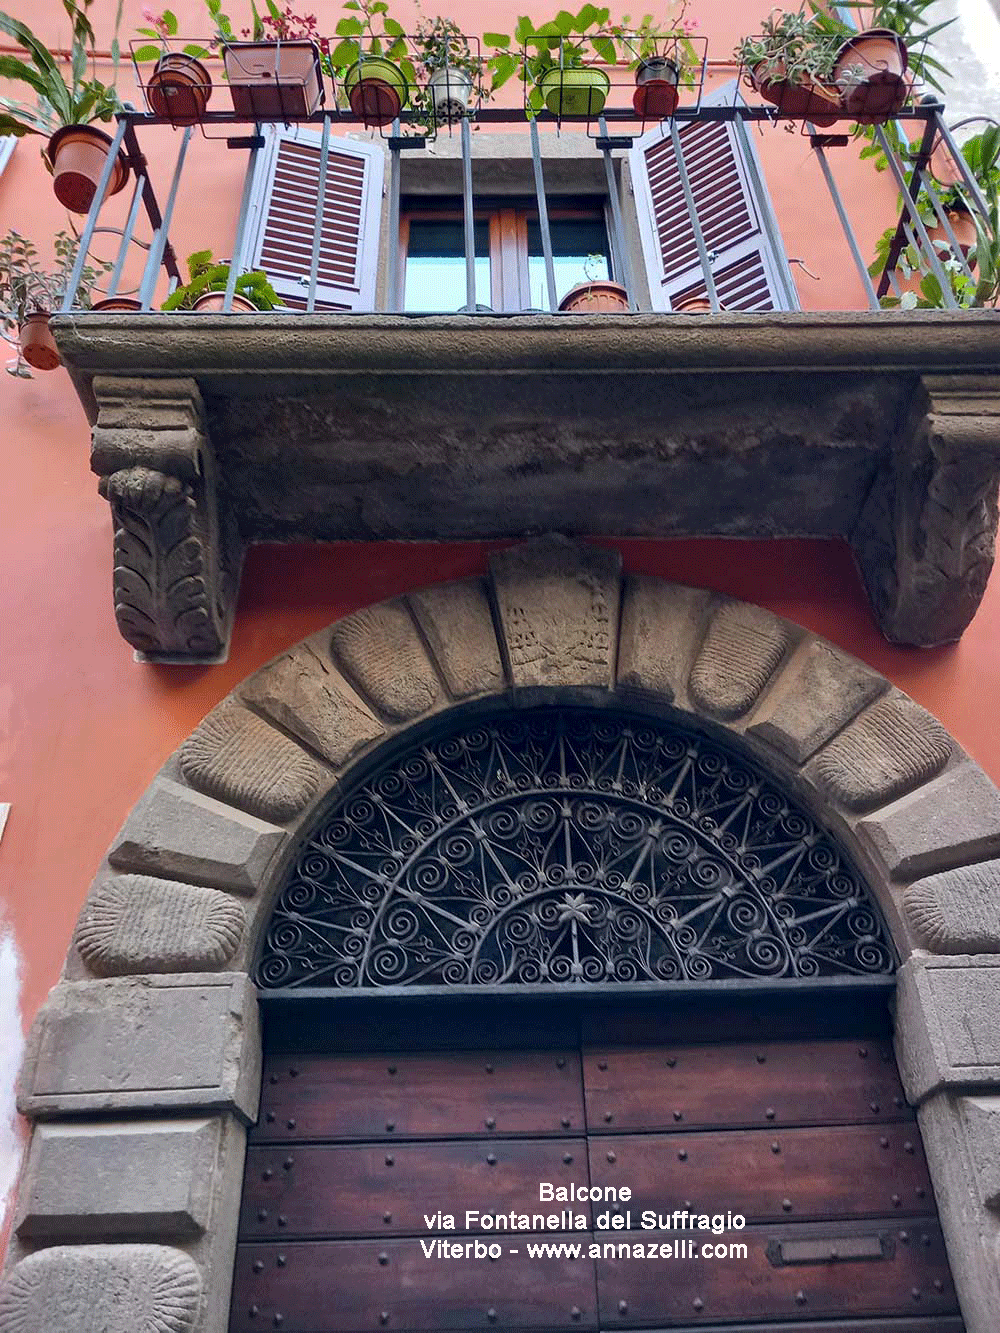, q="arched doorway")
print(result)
[232,705,961,1332]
